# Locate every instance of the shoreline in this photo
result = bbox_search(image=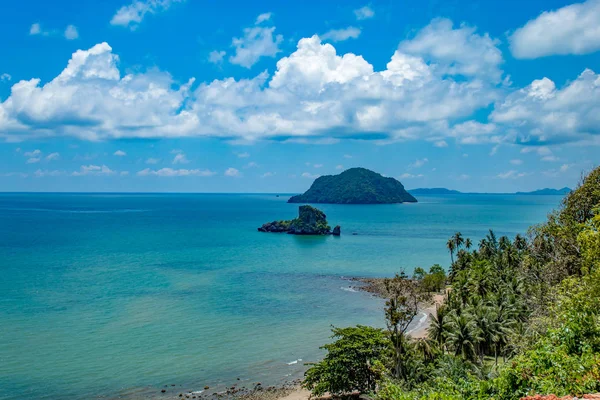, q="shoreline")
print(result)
[112,276,442,400]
